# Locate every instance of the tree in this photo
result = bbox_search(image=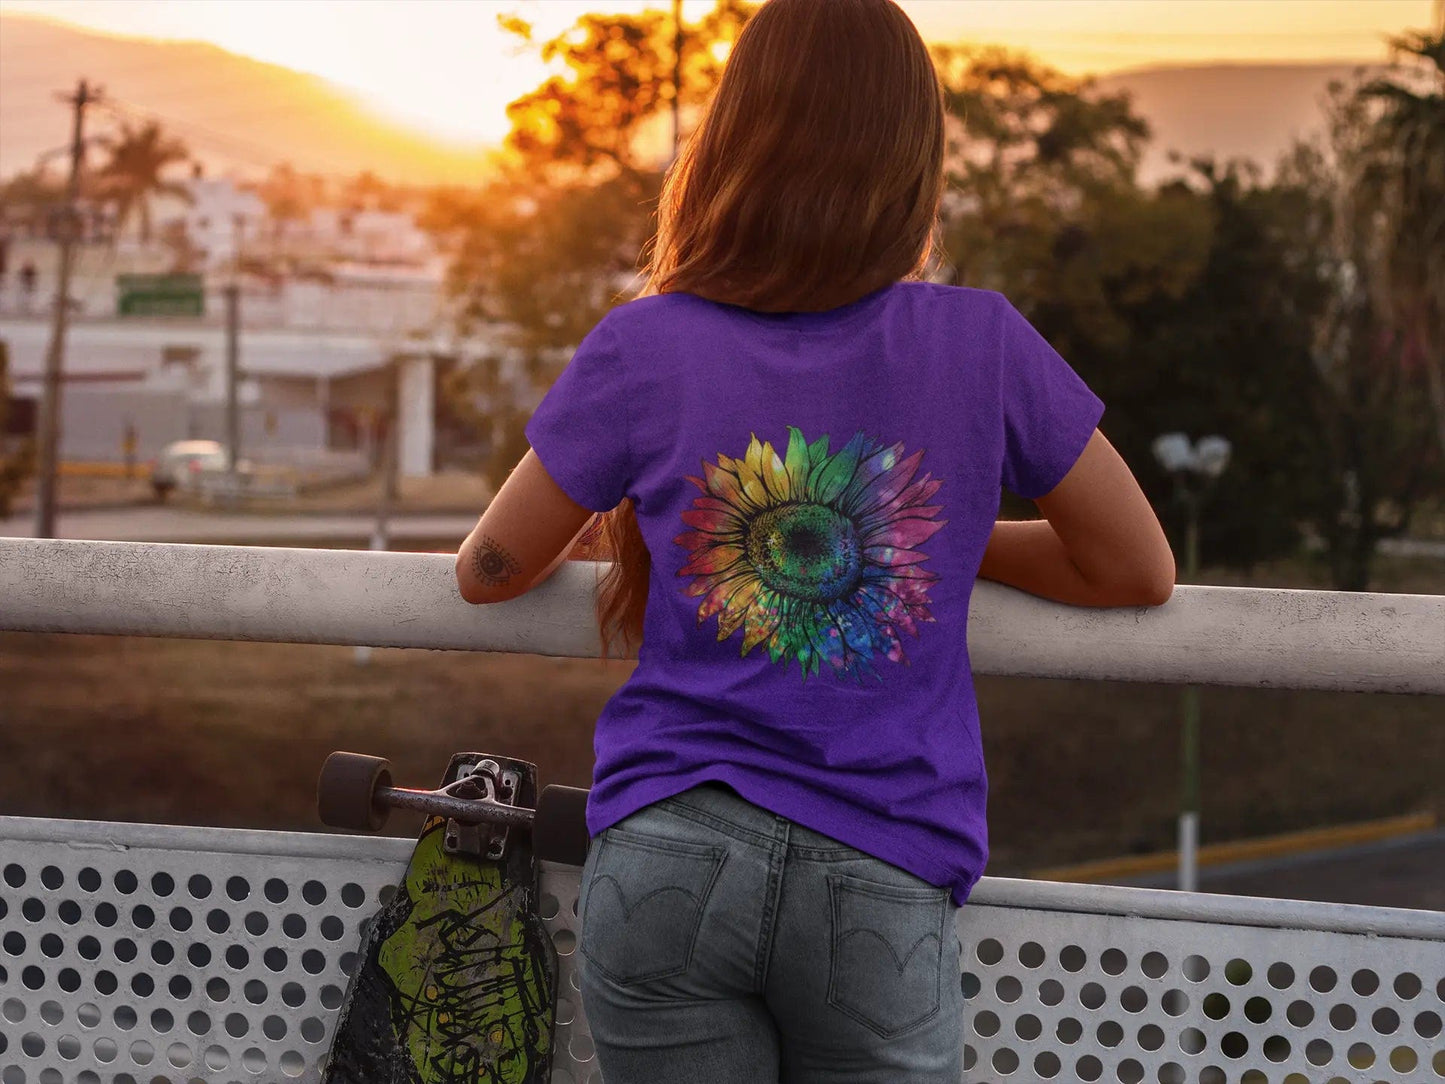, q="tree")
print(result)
[95,121,192,244]
[1353,26,1445,456]
[1272,76,1445,590]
